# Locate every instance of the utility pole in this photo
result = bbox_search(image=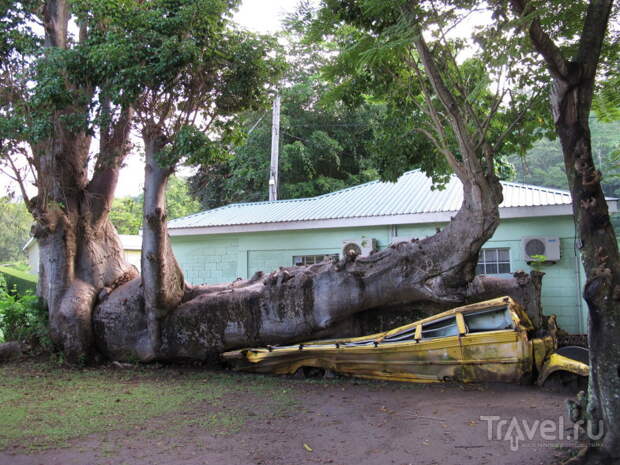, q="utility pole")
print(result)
[268,92,281,201]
